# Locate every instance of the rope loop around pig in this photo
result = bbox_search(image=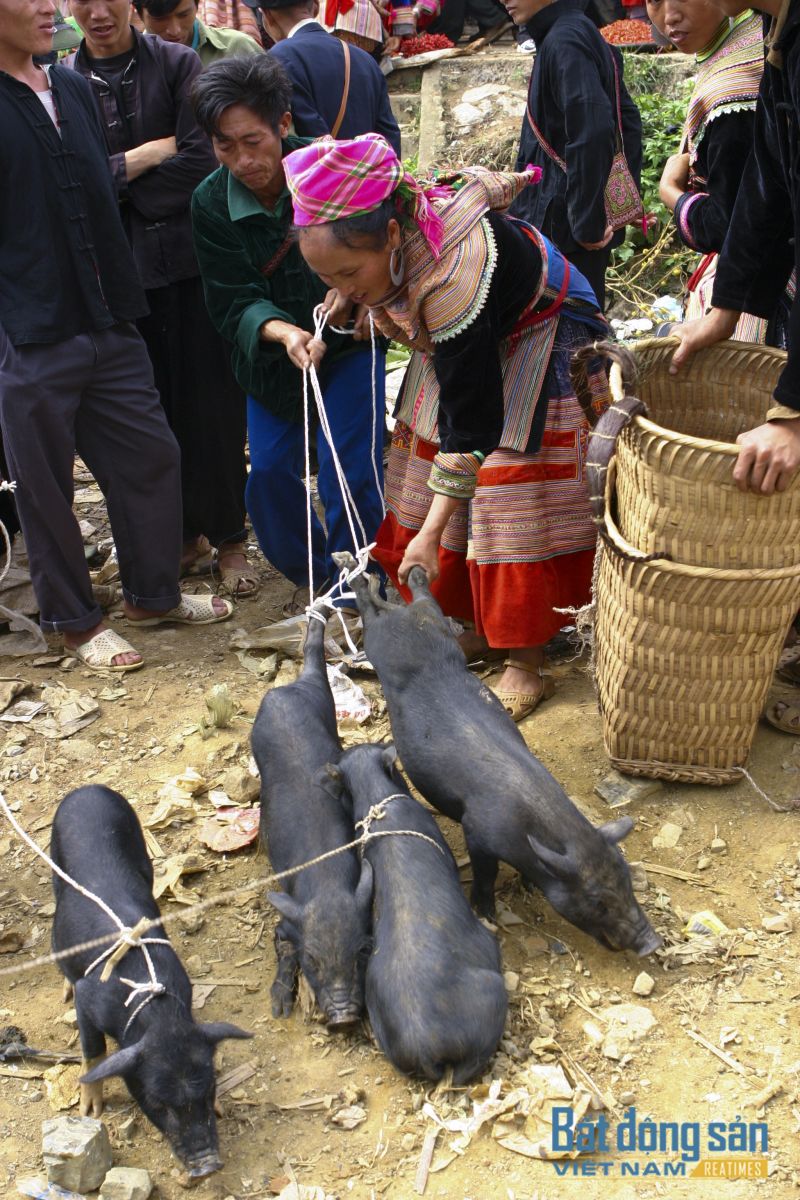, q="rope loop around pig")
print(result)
[0,789,444,981]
